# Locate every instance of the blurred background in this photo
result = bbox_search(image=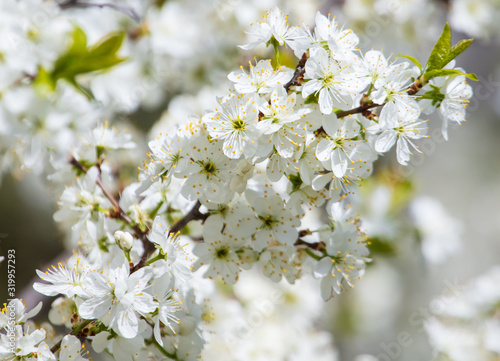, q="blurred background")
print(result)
[0,0,499,360]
